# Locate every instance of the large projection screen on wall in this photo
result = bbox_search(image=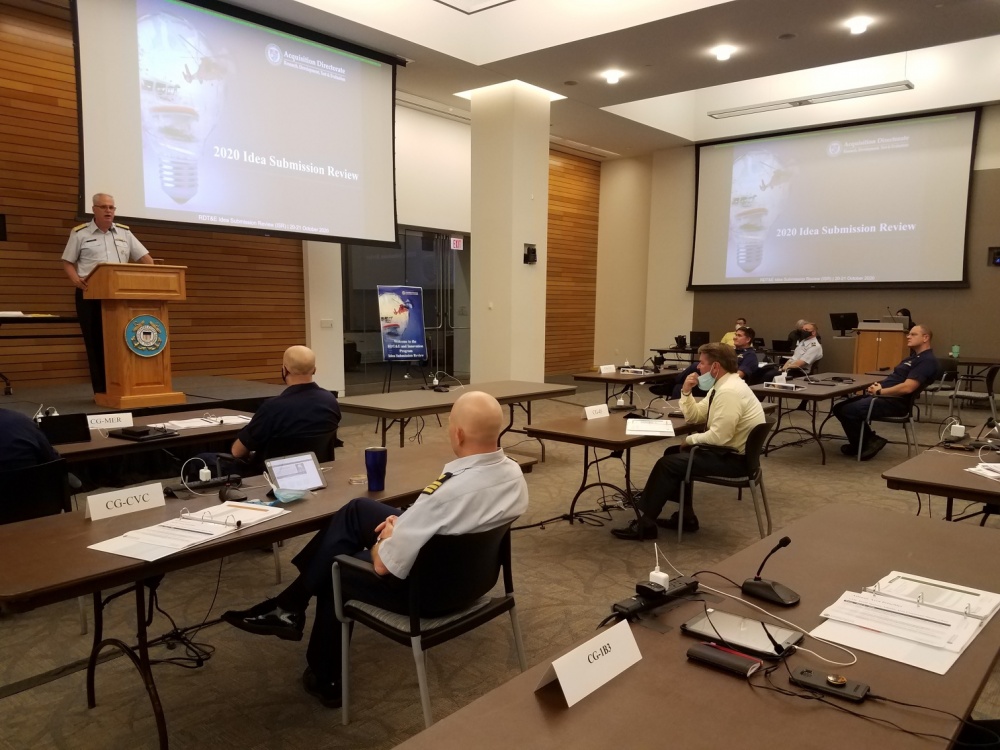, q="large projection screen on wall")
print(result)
[689,110,978,290]
[74,0,399,245]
